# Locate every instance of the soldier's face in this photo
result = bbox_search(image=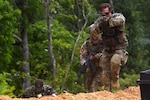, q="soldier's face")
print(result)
[91,35,99,45]
[91,39,99,45]
[90,30,100,45]
[100,7,112,18]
